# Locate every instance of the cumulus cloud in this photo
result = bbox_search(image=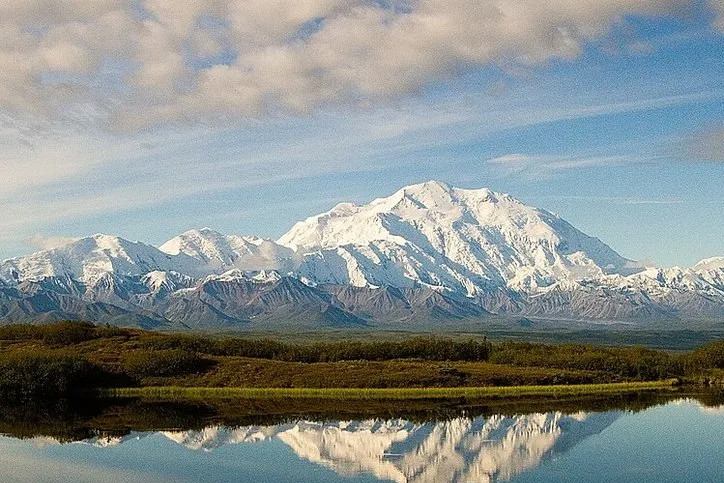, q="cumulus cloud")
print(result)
[0,0,713,129]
